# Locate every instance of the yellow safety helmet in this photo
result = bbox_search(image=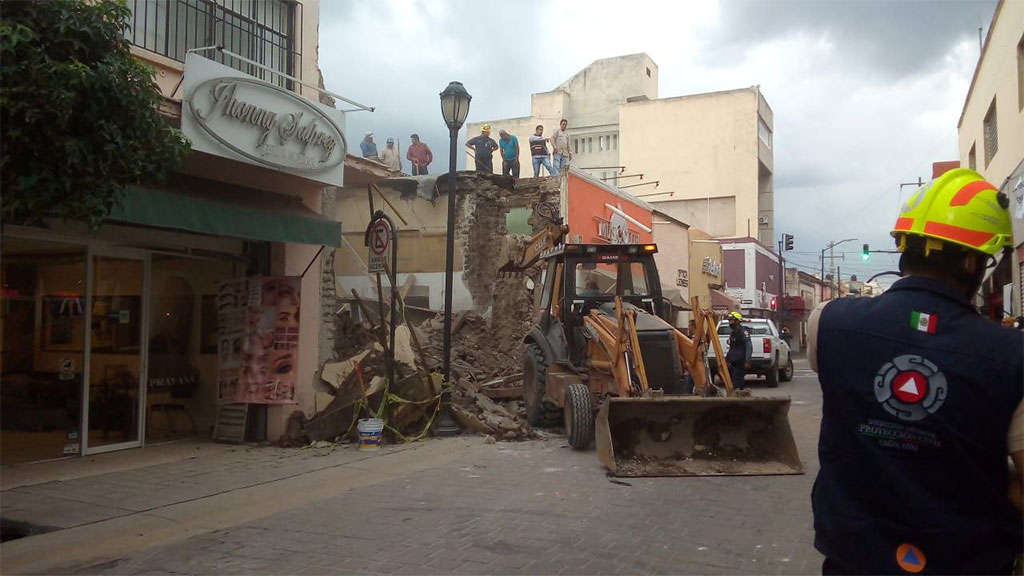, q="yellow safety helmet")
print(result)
[891,168,1012,257]
[728,311,744,322]
[482,124,491,132]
